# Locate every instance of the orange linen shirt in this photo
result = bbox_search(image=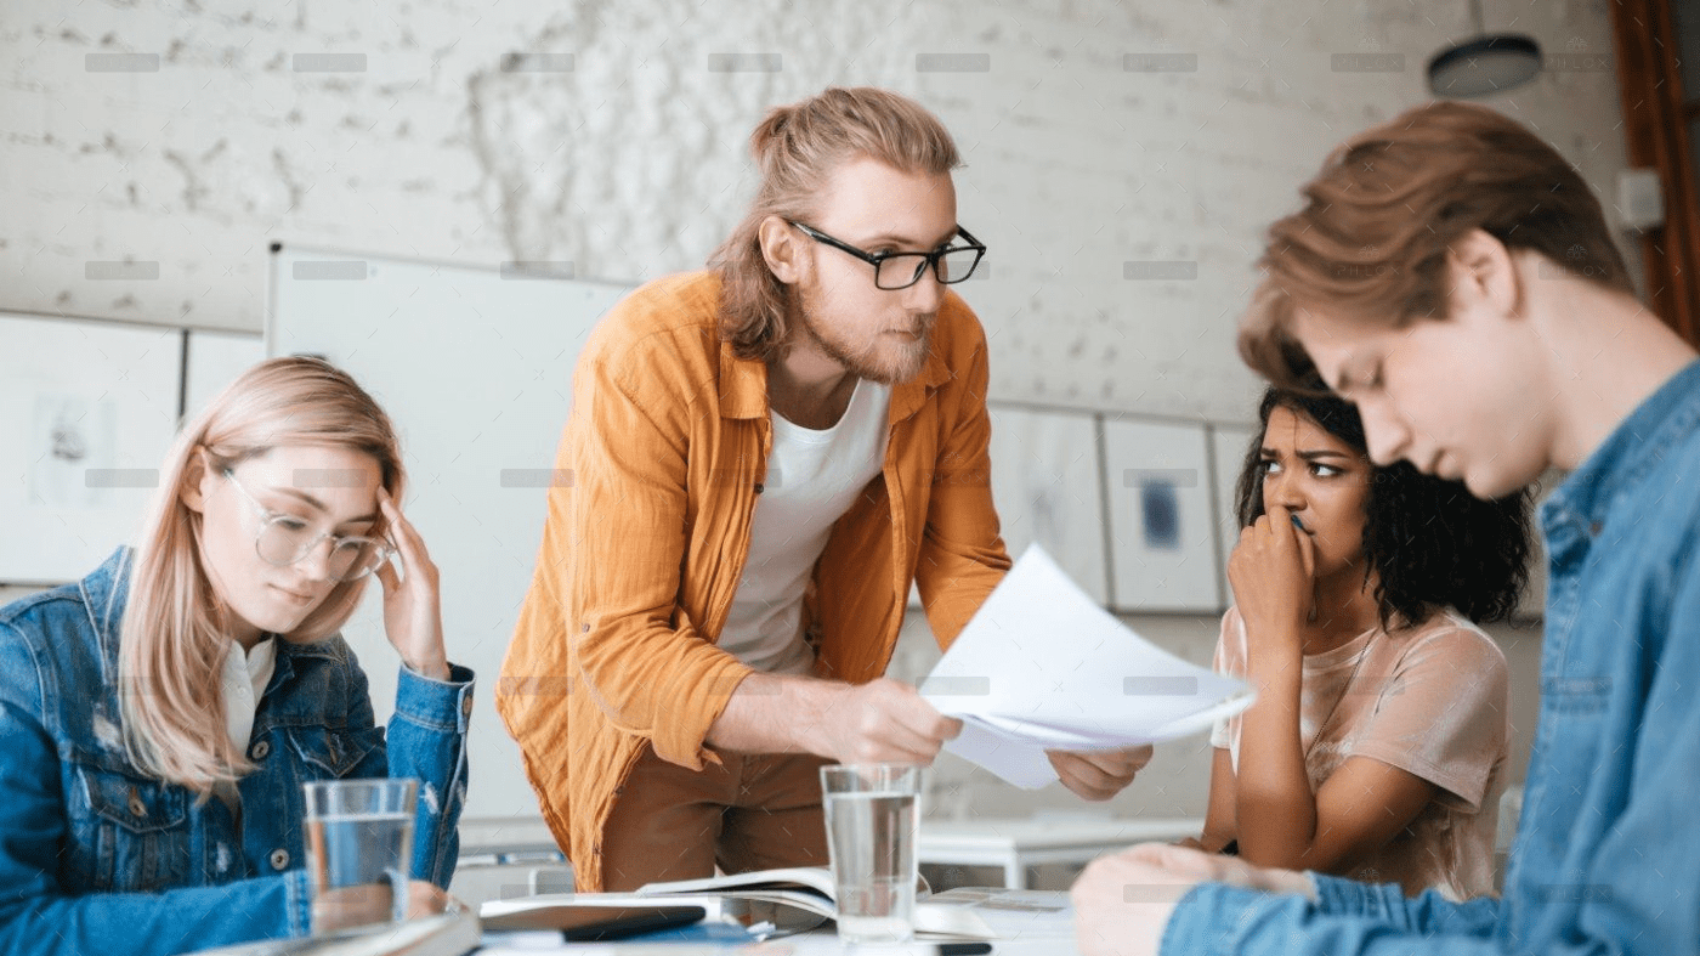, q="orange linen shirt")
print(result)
[496,270,1011,891]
